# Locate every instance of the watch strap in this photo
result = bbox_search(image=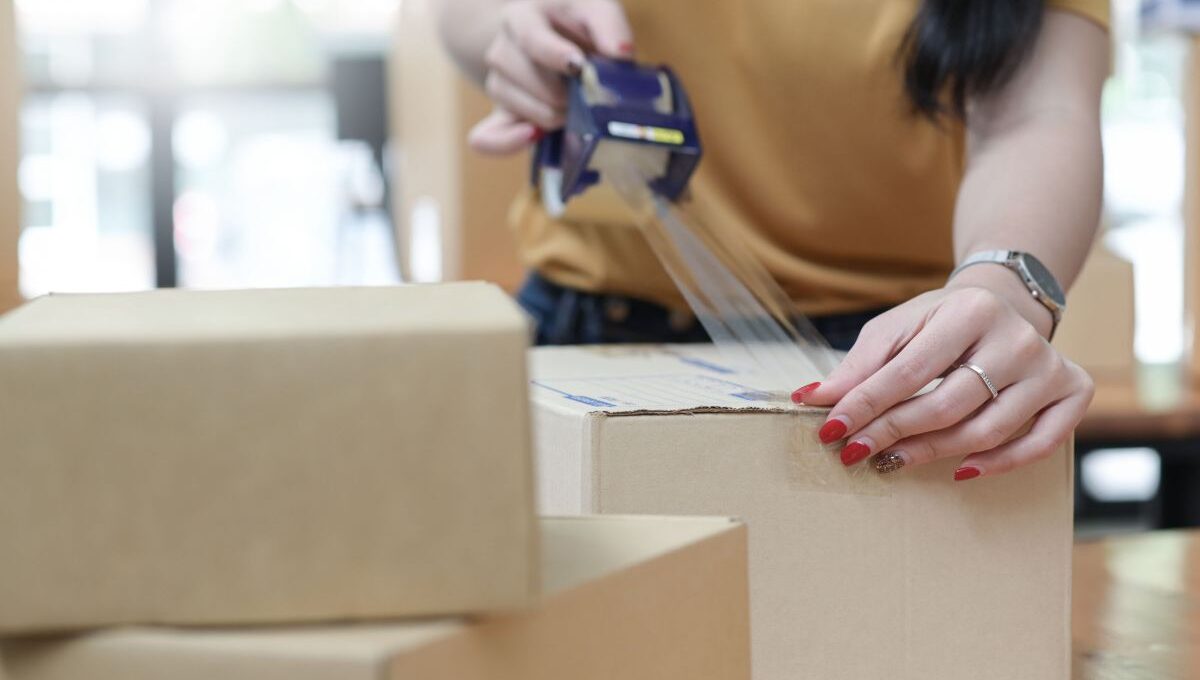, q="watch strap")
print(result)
[949,250,1064,340]
[949,250,1015,279]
